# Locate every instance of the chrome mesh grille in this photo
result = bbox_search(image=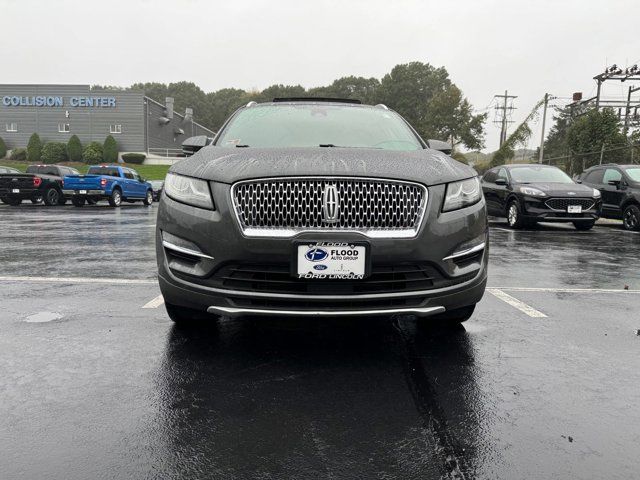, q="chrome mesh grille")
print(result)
[545,198,595,211]
[231,177,427,238]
